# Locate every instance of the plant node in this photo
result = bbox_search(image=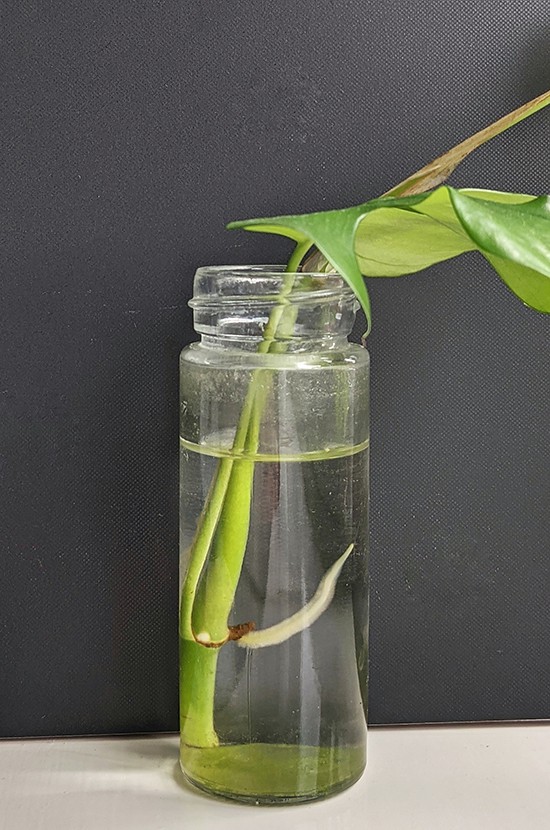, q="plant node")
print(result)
[227,621,256,641]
